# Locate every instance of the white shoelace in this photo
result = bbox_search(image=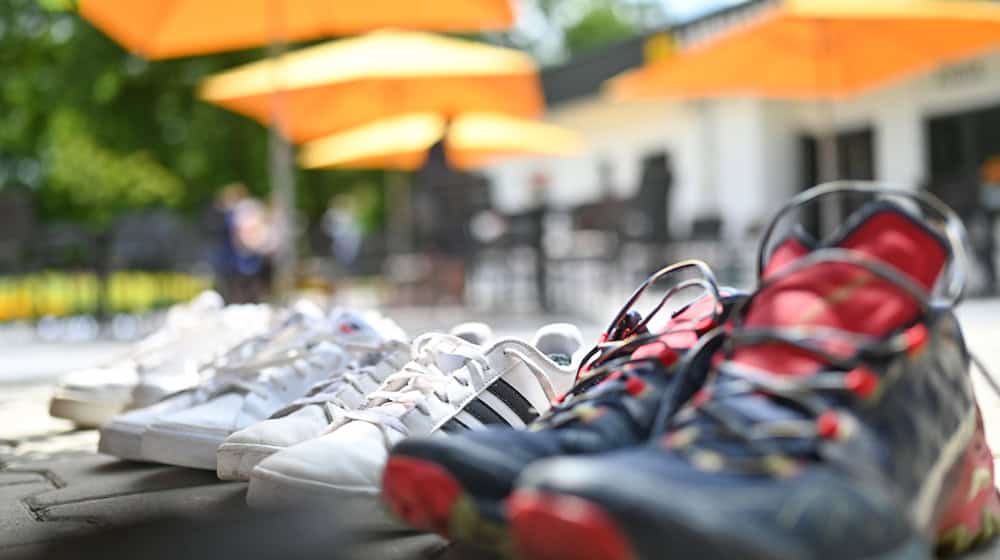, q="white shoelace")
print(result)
[212,350,343,399]
[277,341,411,422]
[338,334,491,440]
[188,325,388,401]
